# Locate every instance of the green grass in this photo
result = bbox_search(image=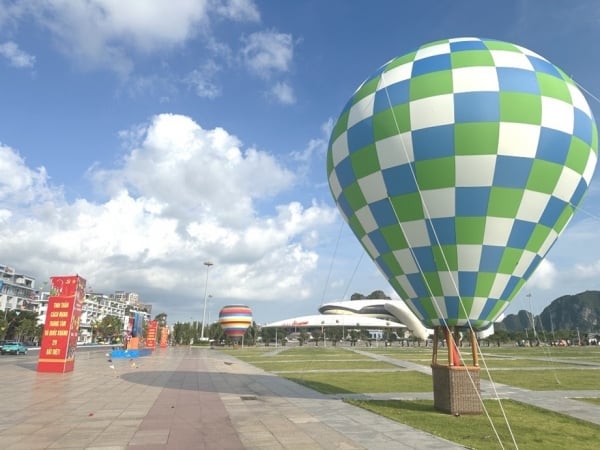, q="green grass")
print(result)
[224,347,368,360]
[219,344,600,448]
[281,371,432,394]
[251,360,397,371]
[481,369,600,390]
[480,346,600,362]
[477,358,579,368]
[347,399,600,450]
